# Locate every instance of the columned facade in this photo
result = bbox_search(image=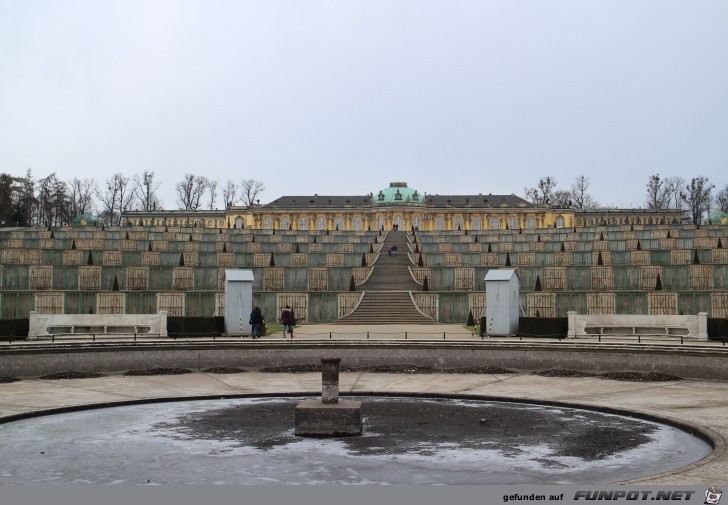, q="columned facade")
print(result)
[123,182,686,231]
